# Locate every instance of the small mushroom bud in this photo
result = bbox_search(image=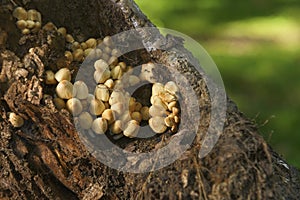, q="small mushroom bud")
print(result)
[123,120,140,138]
[164,81,179,96]
[134,102,142,112]
[22,29,30,35]
[102,109,115,124]
[55,68,71,82]
[9,112,24,128]
[104,79,114,89]
[84,48,93,57]
[32,22,41,33]
[131,112,142,123]
[151,95,168,110]
[167,101,177,111]
[164,116,175,128]
[64,51,73,61]
[171,125,178,133]
[172,107,180,116]
[118,62,127,71]
[101,53,110,62]
[57,27,67,37]
[78,112,93,129]
[45,70,57,85]
[89,99,105,116]
[80,42,88,50]
[174,115,180,124]
[27,9,40,22]
[119,111,131,123]
[56,80,74,99]
[94,69,111,84]
[109,91,125,105]
[152,83,164,96]
[95,85,110,102]
[129,75,140,86]
[73,48,84,62]
[108,56,118,67]
[66,98,83,116]
[74,81,89,99]
[149,116,167,134]
[111,65,123,80]
[92,118,108,134]
[140,106,150,121]
[103,36,113,46]
[86,38,97,48]
[103,46,111,54]
[26,20,35,29]
[43,22,57,31]
[53,97,66,110]
[111,103,125,116]
[16,20,27,30]
[111,49,121,57]
[66,34,75,43]
[71,41,81,51]
[149,105,167,117]
[13,7,28,20]
[128,97,136,112]
[94,59,109,72]
[110,120,123,134]
[159,91,176,103]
